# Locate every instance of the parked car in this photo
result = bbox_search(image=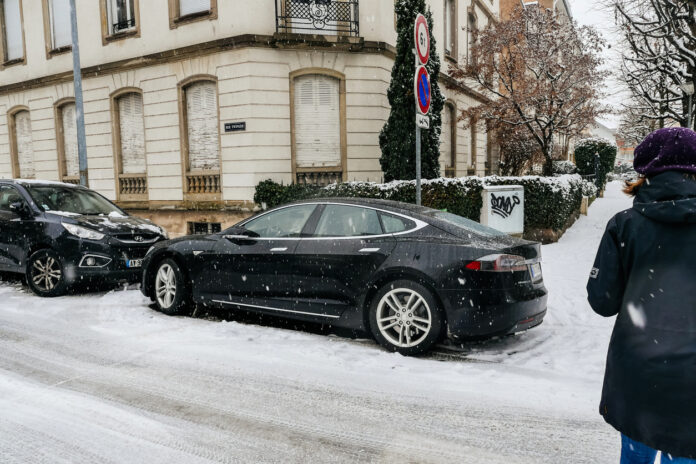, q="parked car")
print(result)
[141,198,547,355]
[0,179,168,297]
